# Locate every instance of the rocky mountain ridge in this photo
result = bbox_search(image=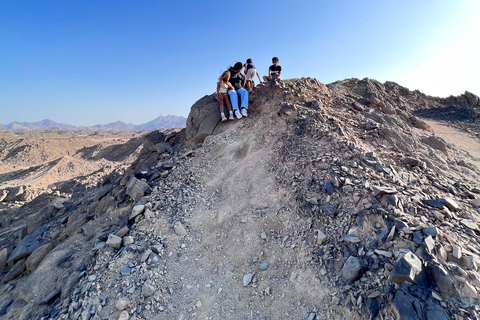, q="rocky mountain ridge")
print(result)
[0,77,479,320]
[0,115,187,132]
